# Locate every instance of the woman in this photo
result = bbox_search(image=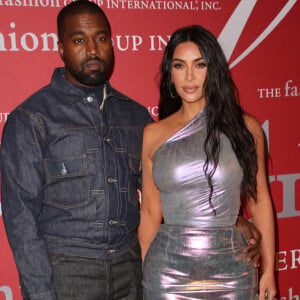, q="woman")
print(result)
[138,25,276,299]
